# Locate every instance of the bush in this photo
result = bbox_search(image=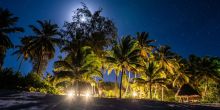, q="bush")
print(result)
[0,68,24,90]
[25,72,59,94]
[0,68,59,94]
